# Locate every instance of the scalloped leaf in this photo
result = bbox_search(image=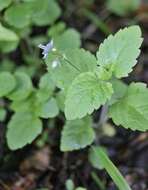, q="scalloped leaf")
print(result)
[0,0,12,11]
[0,72,16,97]
[7,112,42,150]
[4,3,32,28]
[47,49,97,90]
[8,71,33,101]
[109,82,148,131]
[65,72,113,120]
[97,26,143,78]
[61,117,95,151]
